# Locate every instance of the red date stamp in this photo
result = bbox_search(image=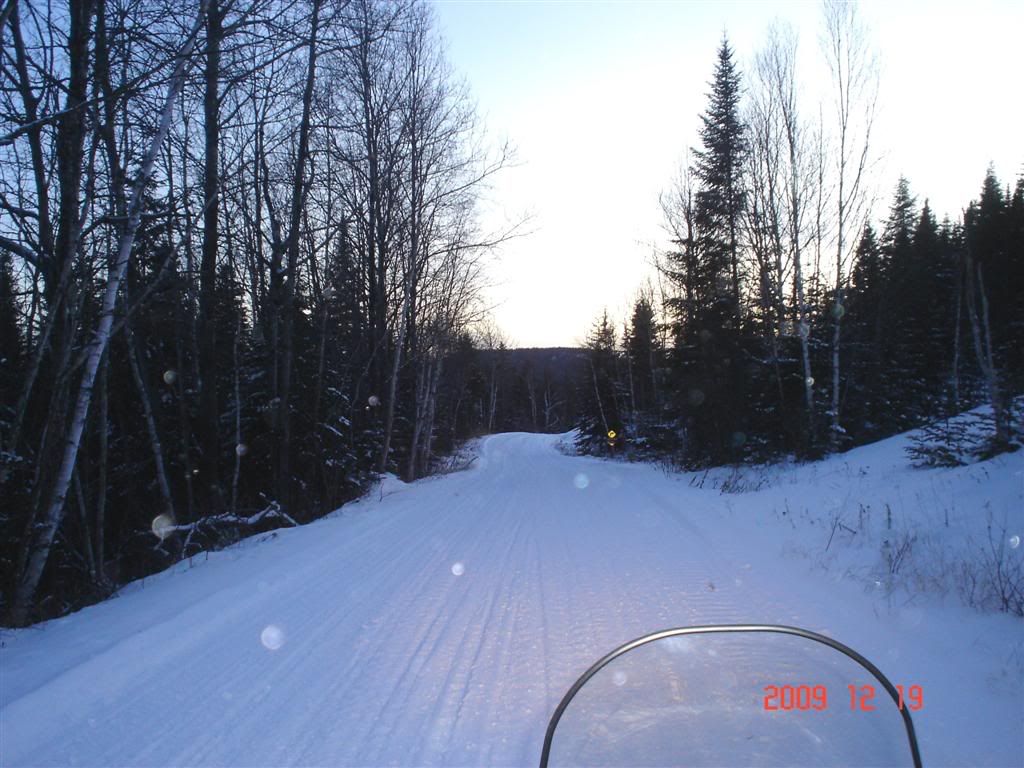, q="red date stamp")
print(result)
[763,684,923,711]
